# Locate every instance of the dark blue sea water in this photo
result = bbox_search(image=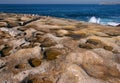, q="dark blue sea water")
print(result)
[0,4,120,23]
